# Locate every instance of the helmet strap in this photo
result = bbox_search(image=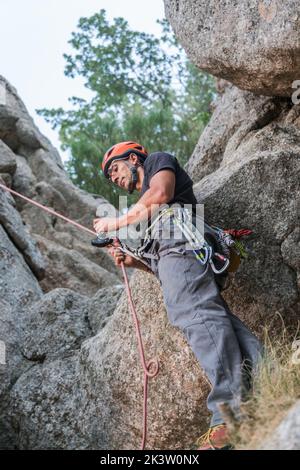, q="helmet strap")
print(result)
[122,158,140,194]
[127,165,138,194]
